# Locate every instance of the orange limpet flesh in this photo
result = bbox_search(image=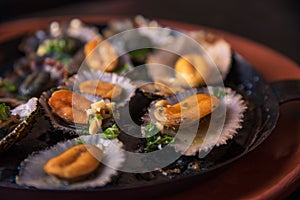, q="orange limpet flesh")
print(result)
[79,80,123,99]
[48,90,92,124]
[84,38,118,72]
[43,144,103,181]
[153,94,219,128]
